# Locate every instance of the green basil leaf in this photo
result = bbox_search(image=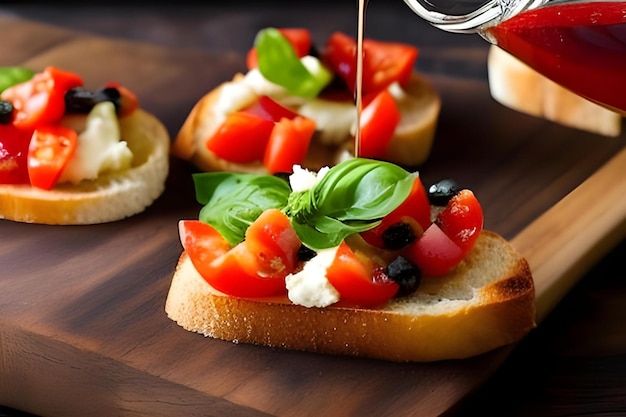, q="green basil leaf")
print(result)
[193,172,291,245]
[0,67,34,94]
[255,27,331,98]
[285,158,416,249]
[292,216,379,249]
